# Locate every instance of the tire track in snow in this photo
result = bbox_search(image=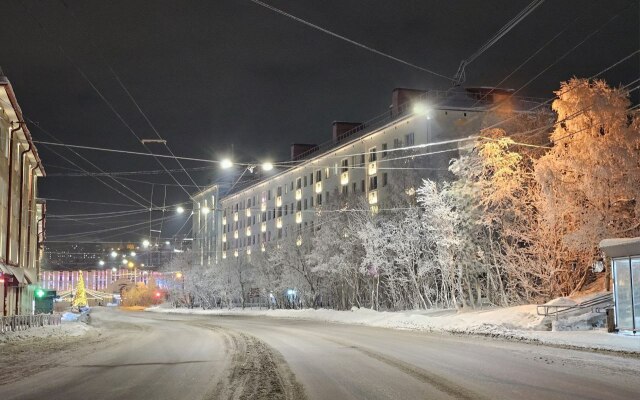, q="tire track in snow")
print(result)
[321,336,485,400]
[190,322,306,400]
